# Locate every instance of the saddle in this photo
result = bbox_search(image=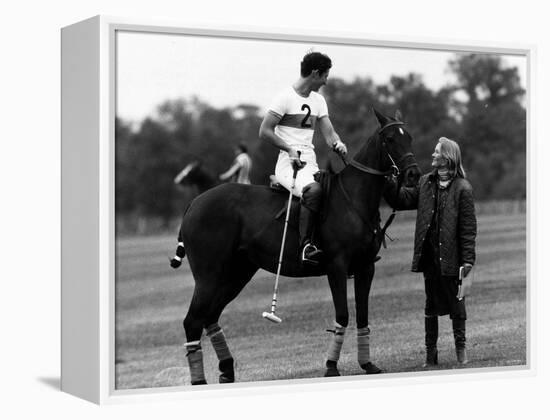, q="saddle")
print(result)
[269,176,300,227]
